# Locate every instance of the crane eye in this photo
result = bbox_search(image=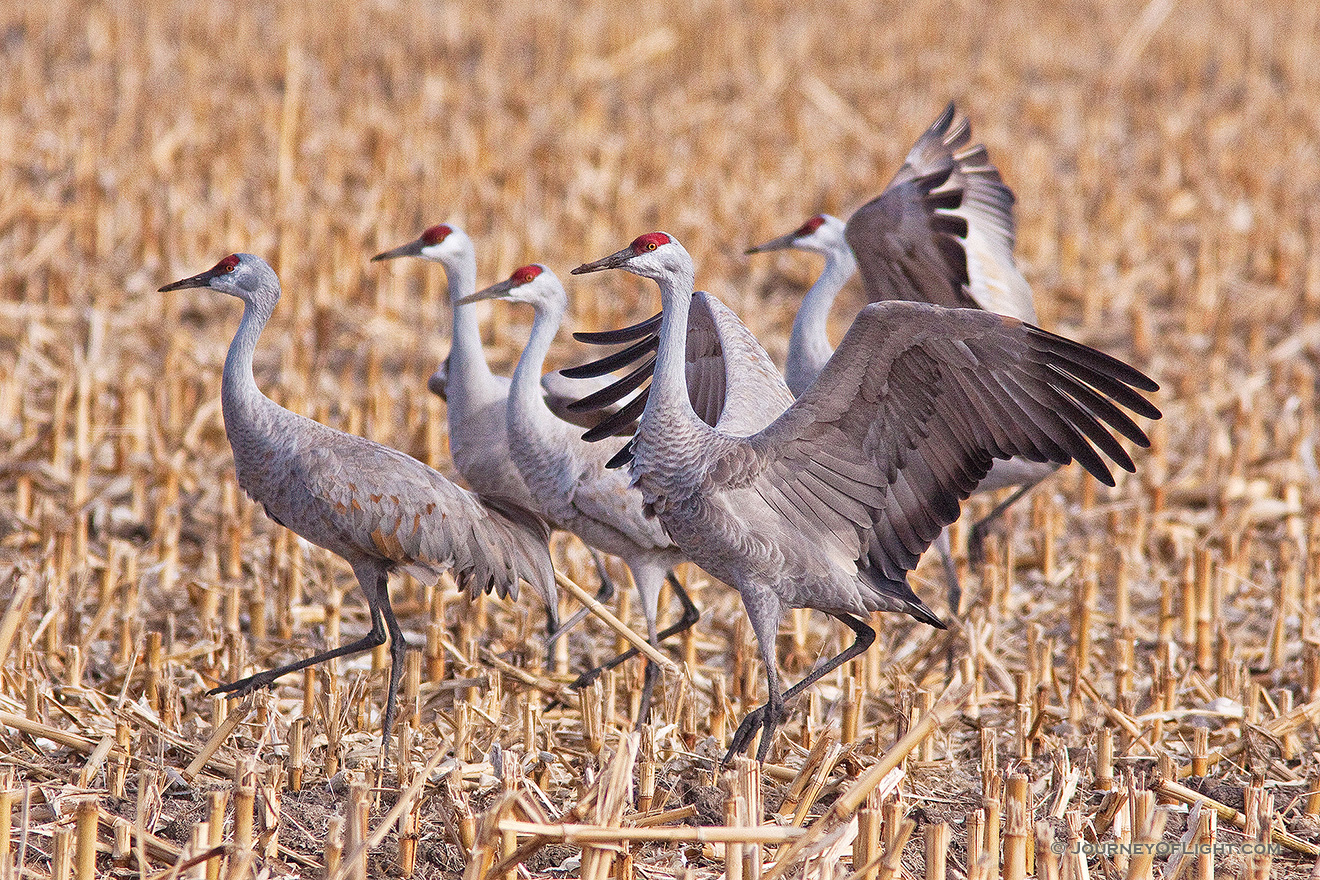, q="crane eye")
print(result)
[513,265,542,285]
[647,242,657,251]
